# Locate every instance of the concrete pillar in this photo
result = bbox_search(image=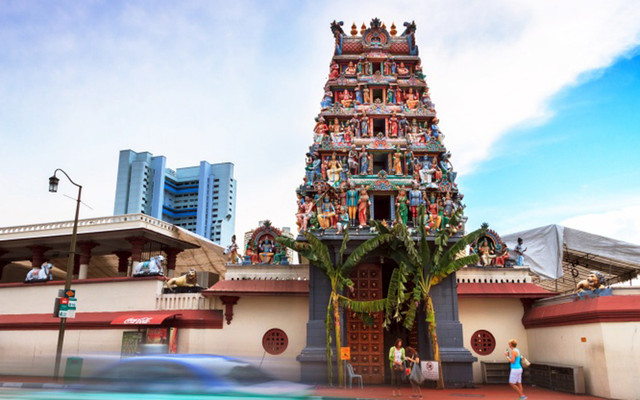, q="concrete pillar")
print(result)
[114,251,131,277]
[27,245,50,269]
[77,241,98,280]
[126,237,148,271]
[164,247,183,279]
